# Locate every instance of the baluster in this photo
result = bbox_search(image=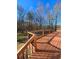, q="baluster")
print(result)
[17,55,19,59]
[25,48,28,59]
[30,43,33,54]
[32,36,37,50]
[29,43,32,57]
[27,44,31,58]
[32,43,33,53]
[22,52,24,59]
[43,30,44,36]
[19,53,23,59]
